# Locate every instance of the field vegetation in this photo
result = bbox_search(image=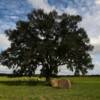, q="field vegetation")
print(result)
[0,76,99,100]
